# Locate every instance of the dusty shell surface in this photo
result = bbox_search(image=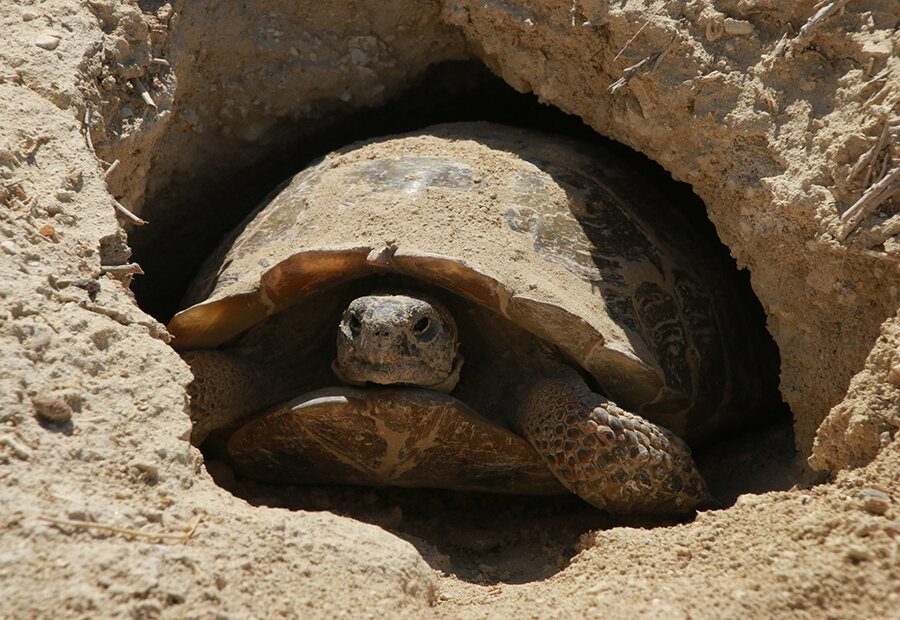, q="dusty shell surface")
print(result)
[1,0,899,618]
